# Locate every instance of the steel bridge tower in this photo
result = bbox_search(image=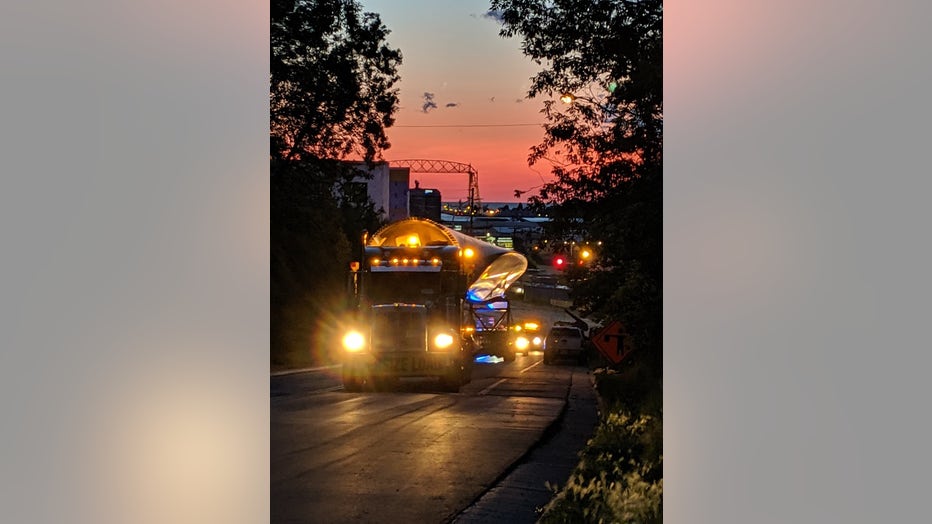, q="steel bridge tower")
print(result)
[391,159,481,233]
